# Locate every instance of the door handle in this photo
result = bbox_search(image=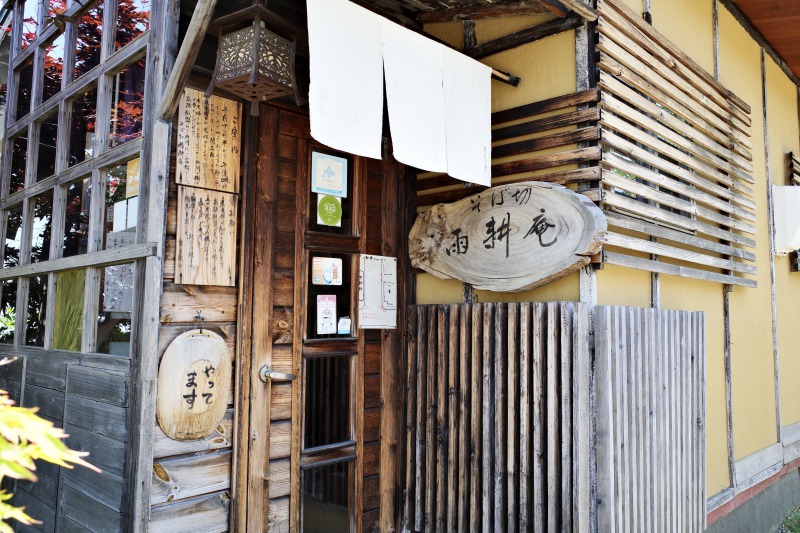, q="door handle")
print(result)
[259,365,297,383]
